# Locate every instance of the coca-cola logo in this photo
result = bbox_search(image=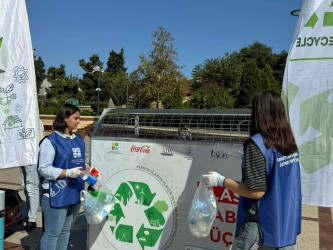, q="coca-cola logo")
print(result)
[130,145,151,153]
